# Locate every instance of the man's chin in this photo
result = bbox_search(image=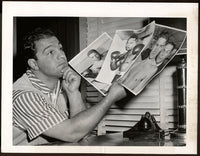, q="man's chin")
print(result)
[55,71,64,79]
